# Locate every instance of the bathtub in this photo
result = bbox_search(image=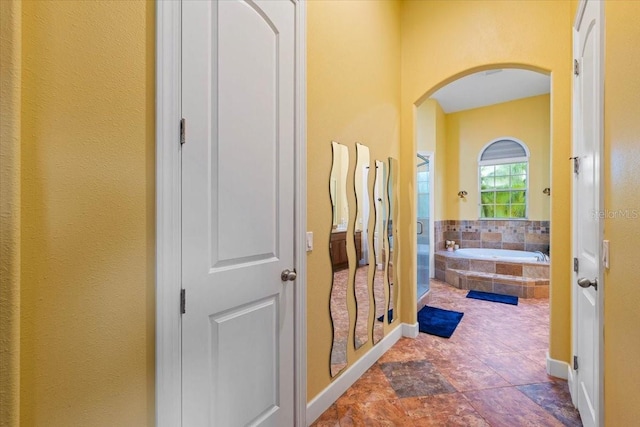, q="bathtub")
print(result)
[454,248,542,263]
[435,248,550,298]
